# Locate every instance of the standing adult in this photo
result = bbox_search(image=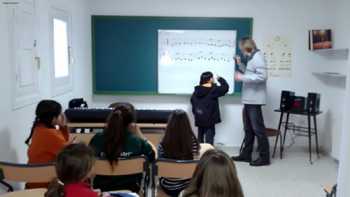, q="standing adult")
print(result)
[232,37,270,166]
